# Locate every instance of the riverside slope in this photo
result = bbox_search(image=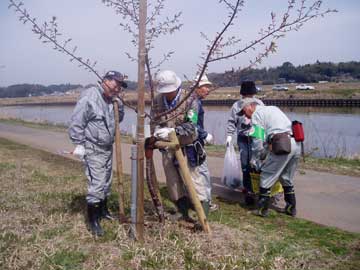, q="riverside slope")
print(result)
[0,122,359,233]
